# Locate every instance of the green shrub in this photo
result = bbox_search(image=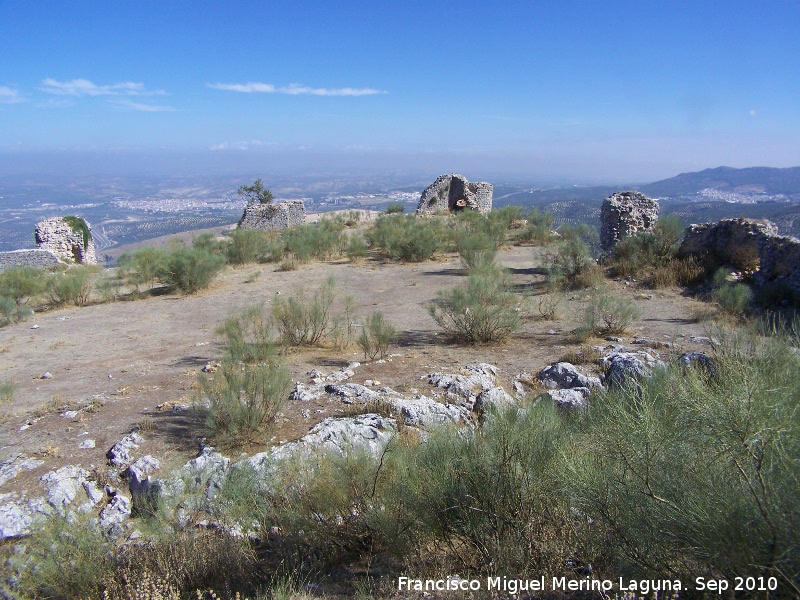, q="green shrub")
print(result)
[583,291,641,337]
[0,266,46,306]
[514,208,555,244]
[346,233,369,262]
[227,228,282,265]
[218,303,275,363]
[46,265,94,306]
[566,326,800,586]
[192,231,228,257]
[357,312,397,360]
[117,246,167,293]
[281,217,347,263]
[429,265,521,344]
[94,271,124,302]
[200,360,292,444]
[490,204,525,229]
[159,245,226,294]
[0,295,32,326]
[368,214,446,262]
[548,238,603,289]
[608,215,685,279]
[385,200,405,214]
[714,282,754,317]
[456,232,498,271]
[383,401,577,573]
[272,277,337,346]
[3,513,112,599]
